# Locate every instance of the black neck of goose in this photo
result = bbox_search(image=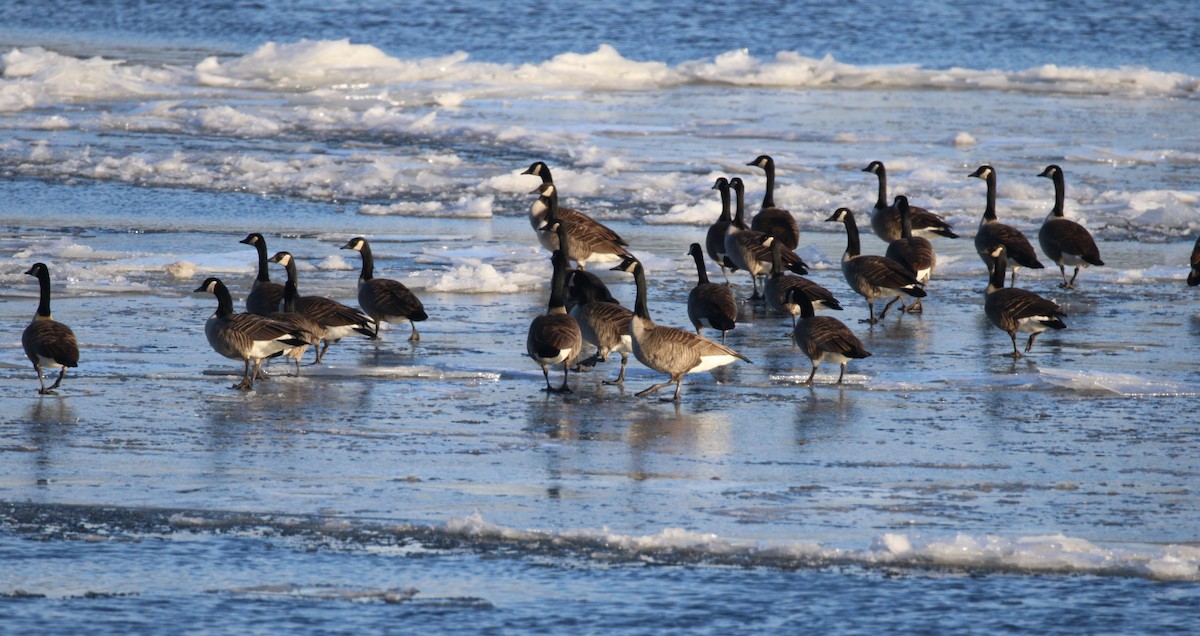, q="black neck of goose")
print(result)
[281,259,299,289]
[34,269,52,317]
[874,166,888,208]
[214,280,235,317]
[1049,170,1065,217]
[760,160,776,209]
[732,181,747,229]
[988,252,1008,291]
[691,248,710,284]
[283,279,298,312]
[253,240,271,282]
[555,223,572,262]
[358,242,375,280]
[899,205,914,239]
[770,239,784,276]
[717,182,731,222]
[548,253,569,313]
[536,164,553,185]
[843,213,861,257]
[792,288,815,319]
[982,172,998,221]
[631,263,651,322]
